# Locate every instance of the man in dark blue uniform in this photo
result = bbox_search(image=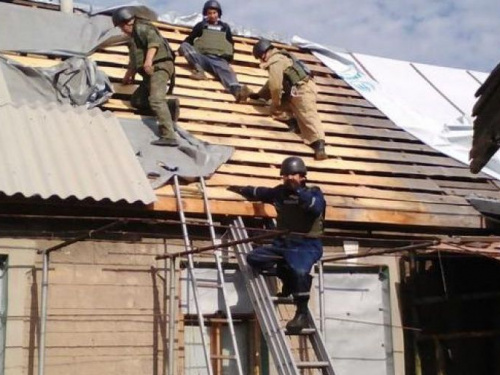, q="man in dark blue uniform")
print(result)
[178,1,250,102]
[228,156,325,331]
